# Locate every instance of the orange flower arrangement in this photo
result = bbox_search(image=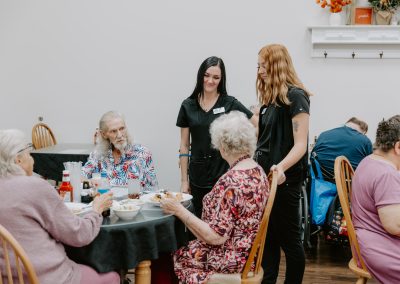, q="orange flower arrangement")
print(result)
[316,0,352,13]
